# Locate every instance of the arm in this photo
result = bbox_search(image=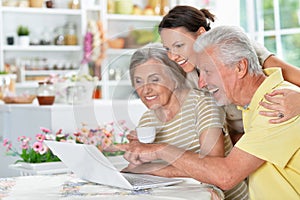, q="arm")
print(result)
[122,162,190,177]
[198,127,224,157]
[156,145,265,190]
[118,142,265,190]
[121,127,225,176]
[259,89,300,123]
[263,55,300,87]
